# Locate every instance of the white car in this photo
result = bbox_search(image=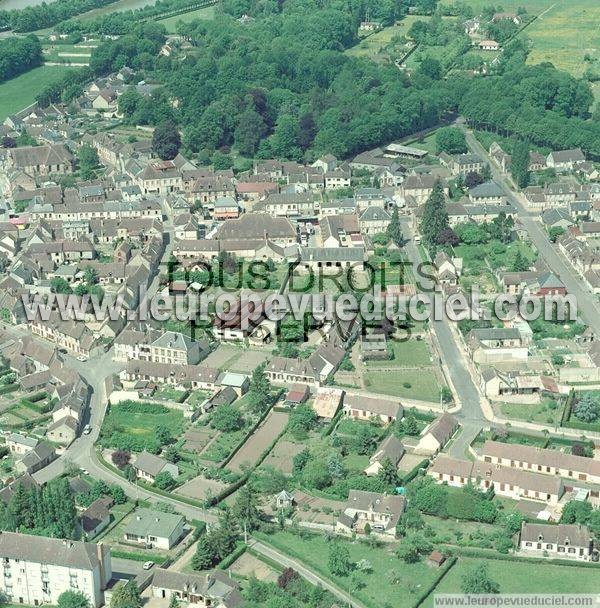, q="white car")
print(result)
[77,355,87,362]
[83,424,92,435]
[143,561,154,570]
